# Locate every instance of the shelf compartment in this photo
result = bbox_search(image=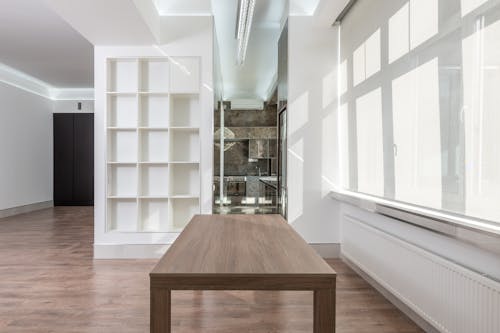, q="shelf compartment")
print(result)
[107,198,138,232]
[140,198,169,232]
[108,165,137,197]
[140,165,169,197]
[169,198,199,232]
[108,127,136,131]
[140,130,169,162]
[138,127,169,130]
[169,130,199,162]
[108,59,138,93]
[138,161,168,165]
[168,161,198,164]
[108,130,137,162]
[139,95,169,127]
[140,59,169,92]
[108,161,136,165]
[169,57,200,93]
[169,163,199,197]
[108,95,137,127]
[169,94,200,127]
